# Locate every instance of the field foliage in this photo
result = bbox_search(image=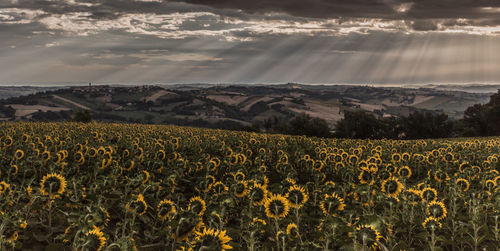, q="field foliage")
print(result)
[0,122,499,250]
